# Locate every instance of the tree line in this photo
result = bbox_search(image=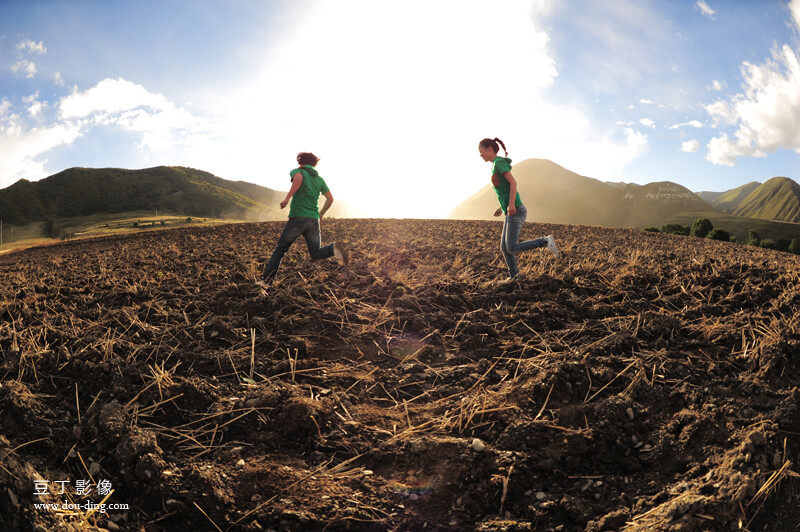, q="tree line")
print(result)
[644,218,800,254]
